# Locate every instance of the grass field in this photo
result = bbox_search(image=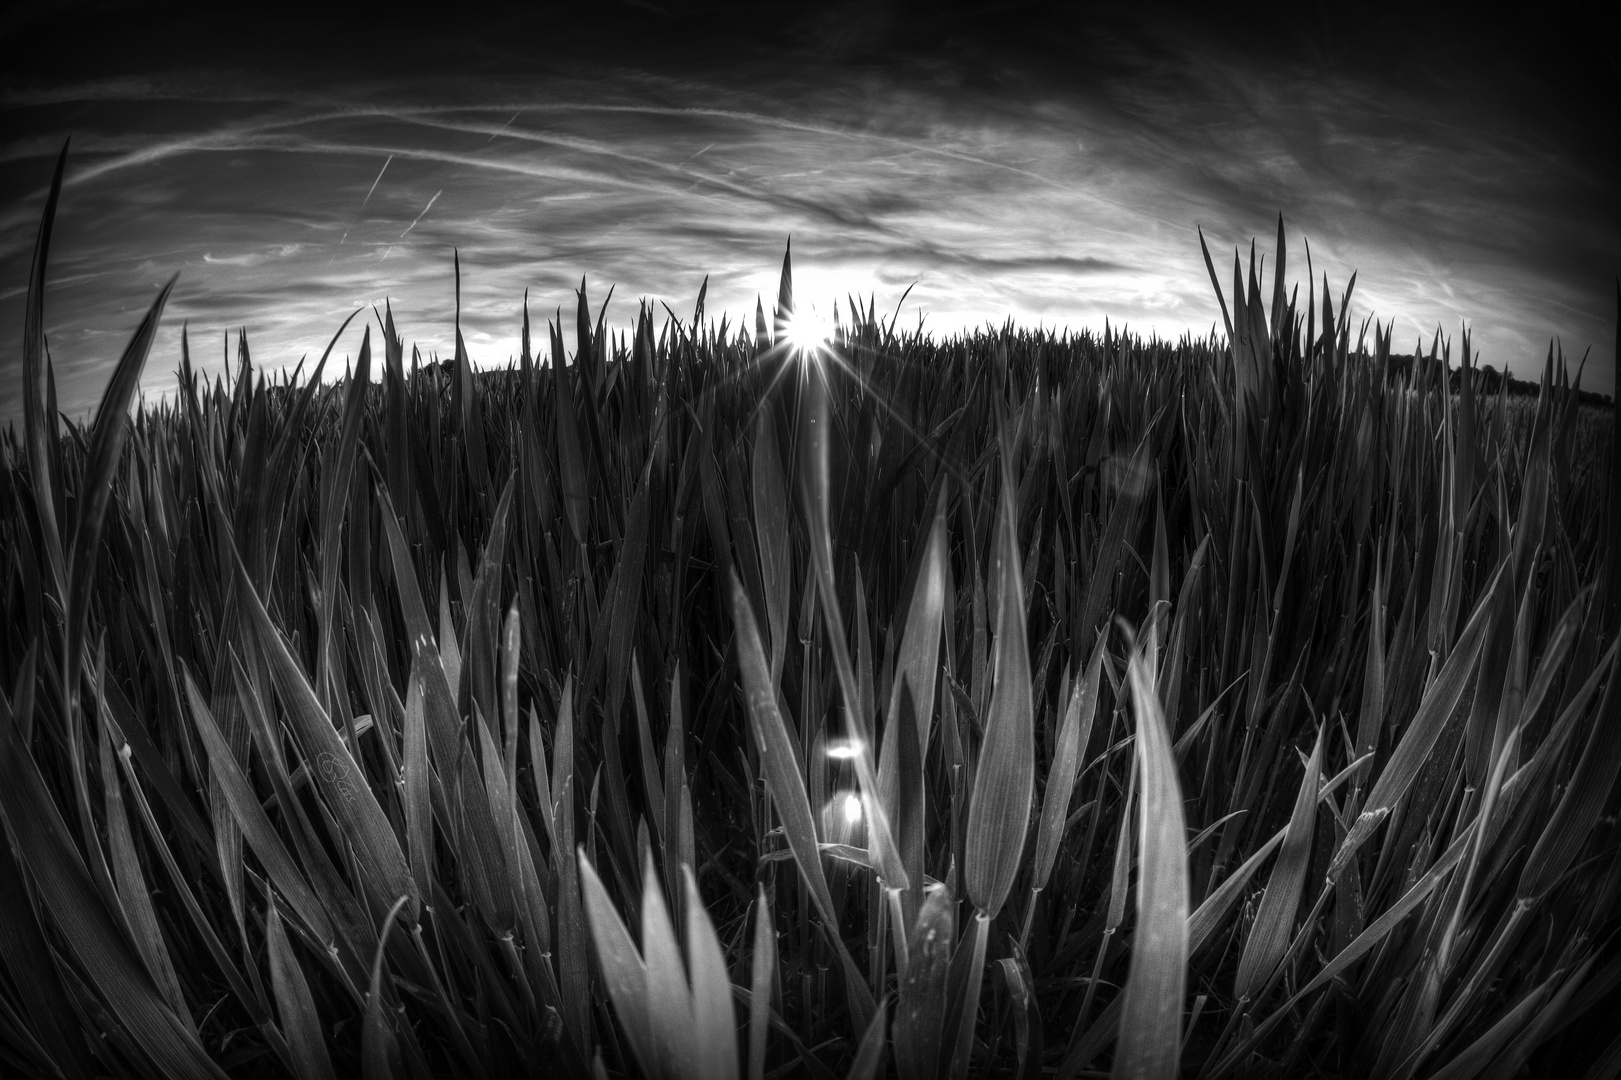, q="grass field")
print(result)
[3,145,1619,1080]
